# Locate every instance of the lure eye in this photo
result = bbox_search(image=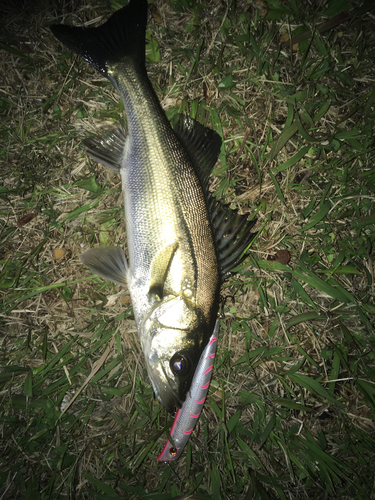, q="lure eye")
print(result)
[169,447,178,456]
[170,353,189,376]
